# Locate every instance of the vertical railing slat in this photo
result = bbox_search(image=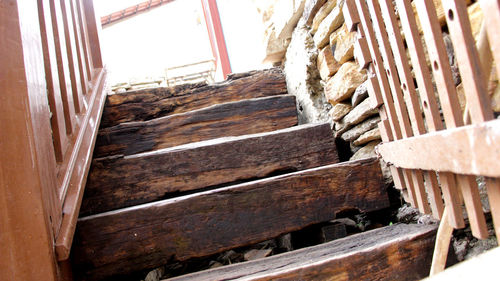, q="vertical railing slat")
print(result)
[49,0,77,135]
[69,0,89,99]
[76,0,93,81]
[414,0,464,128]
[441,0,492,239]
[442,0,493,123]
[479,0,500,77]
[413,0,471,229]
[486,178,500,241]
[37,0,68,163]
[82,0,103,69]
[354,0,421,210]
[378,0,444,219]
[60,0,84,114]
[367,0,431,215]
[480,0,500,239]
